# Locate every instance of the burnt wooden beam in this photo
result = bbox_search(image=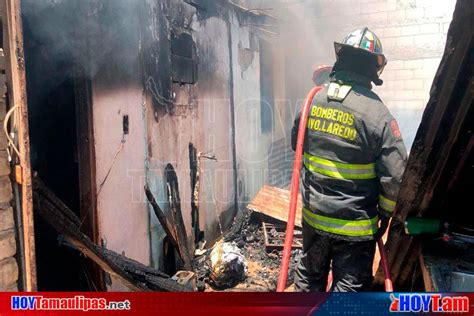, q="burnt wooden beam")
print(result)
[33,178,191,292]
[165,164,193,270]
[144,185,182,260]
[144,184,192,271]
